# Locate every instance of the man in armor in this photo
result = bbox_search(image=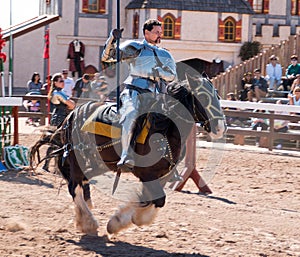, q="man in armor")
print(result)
[101,19,177,172]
